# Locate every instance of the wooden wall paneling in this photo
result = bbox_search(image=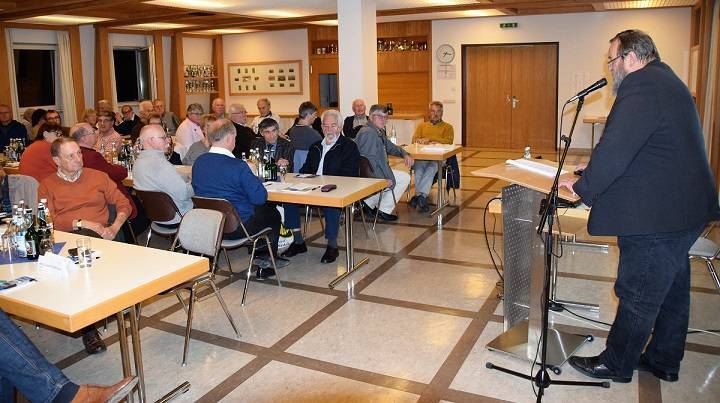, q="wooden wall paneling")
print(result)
[377,51,429,73]
[377,20,430,38]
[0,25,12,105]
[152,32,165,103]
[94,26,113,105]
[170,33,185,117]
[377,72,429,115]
[68,26,85,119]
[212,35,224,103]
[693,0,714,120]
